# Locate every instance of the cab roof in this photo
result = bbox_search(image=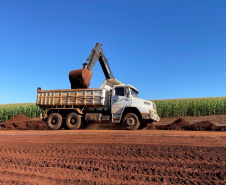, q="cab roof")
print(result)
[127,84,139,93]
[114,84,139,93]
